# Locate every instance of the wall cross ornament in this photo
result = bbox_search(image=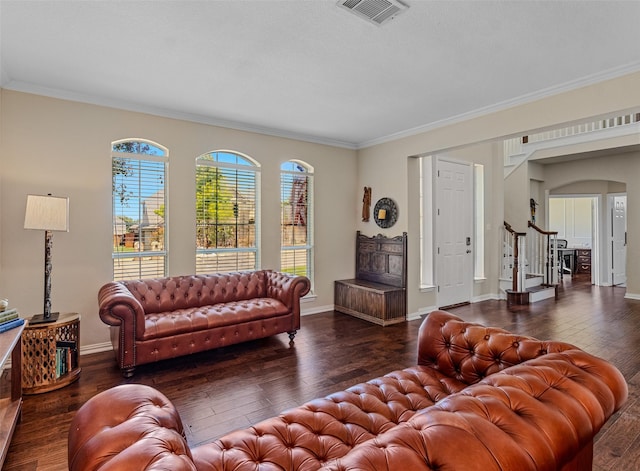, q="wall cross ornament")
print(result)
[362,186,372,222]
